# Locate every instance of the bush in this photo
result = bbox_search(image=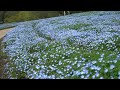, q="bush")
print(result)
[5,11,33,23]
